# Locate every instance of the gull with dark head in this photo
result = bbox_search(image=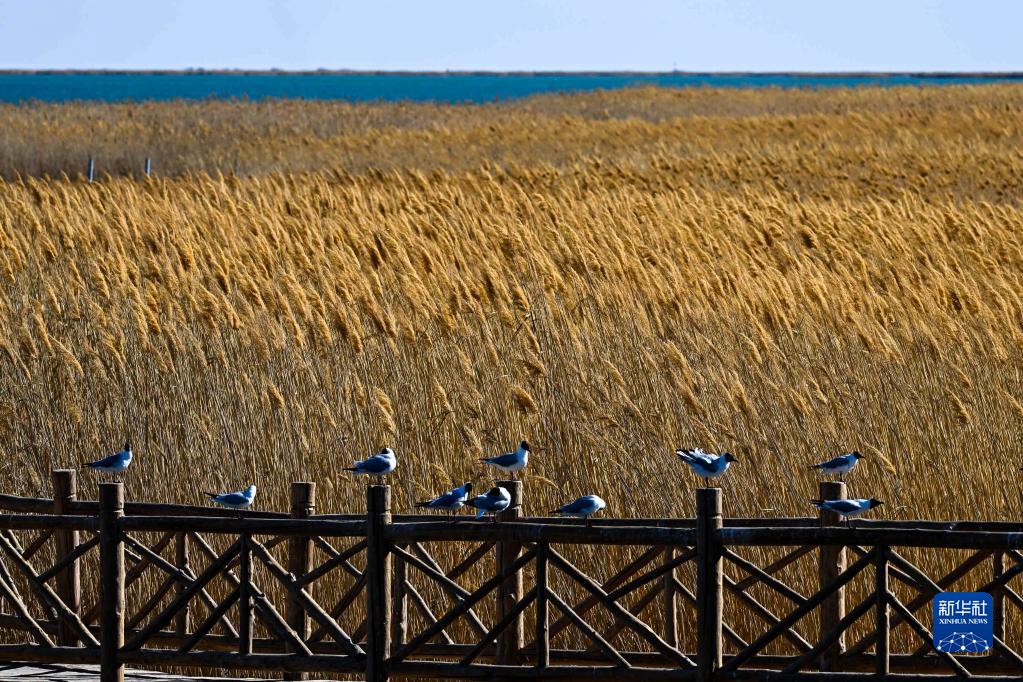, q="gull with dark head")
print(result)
[205,485,257,518]
[810,497,884,527]
[550,495,606,526]
[675,448,738,487]
[809,451,864,482]
[84,441,133,482]
[415,482,474,521]
[481,441,530,480]
[467,486,512,522]
[345,447,397,483]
